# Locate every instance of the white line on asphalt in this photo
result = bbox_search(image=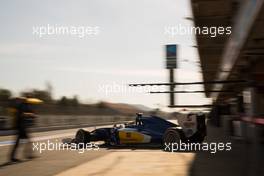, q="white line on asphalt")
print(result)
[0,132,75,147]
[0,125,110,147]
